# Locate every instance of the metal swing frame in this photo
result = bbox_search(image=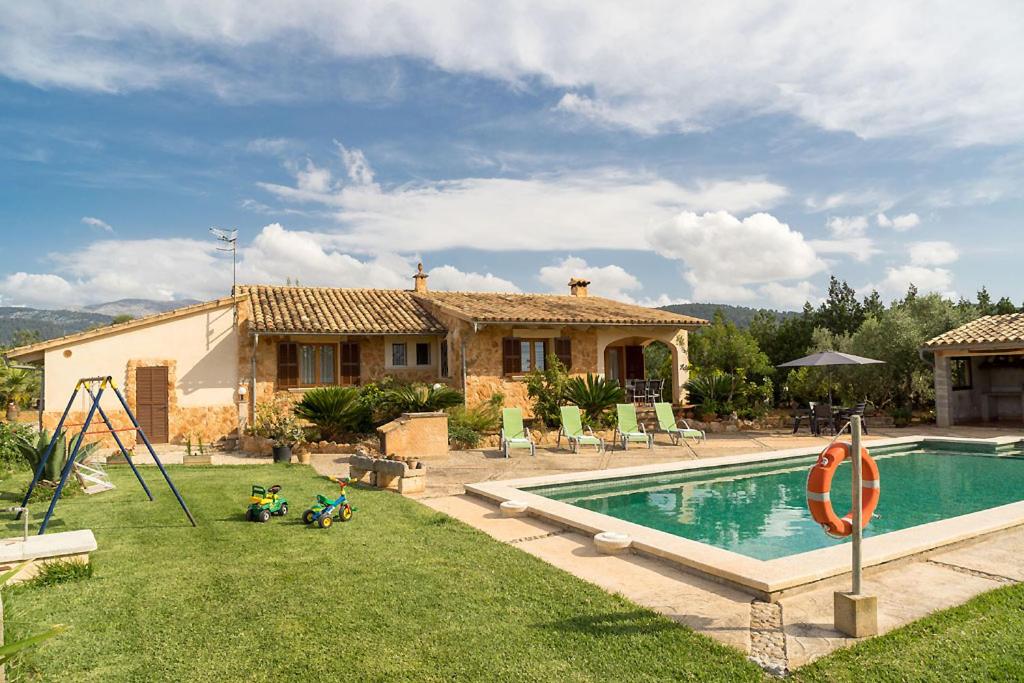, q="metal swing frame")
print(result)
[18,376,196,534]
